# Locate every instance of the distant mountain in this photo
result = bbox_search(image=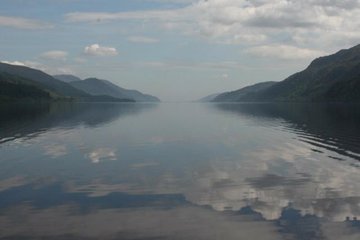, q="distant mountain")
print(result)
[211,44,360,103]
[251,44,360,102]
[0,72,54,102]
[213,82,277,102]
[70,78,160,102]
[0,63,134,102]
[198,93,220,102]
[53,74,82,83]
[0,62,89,98]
